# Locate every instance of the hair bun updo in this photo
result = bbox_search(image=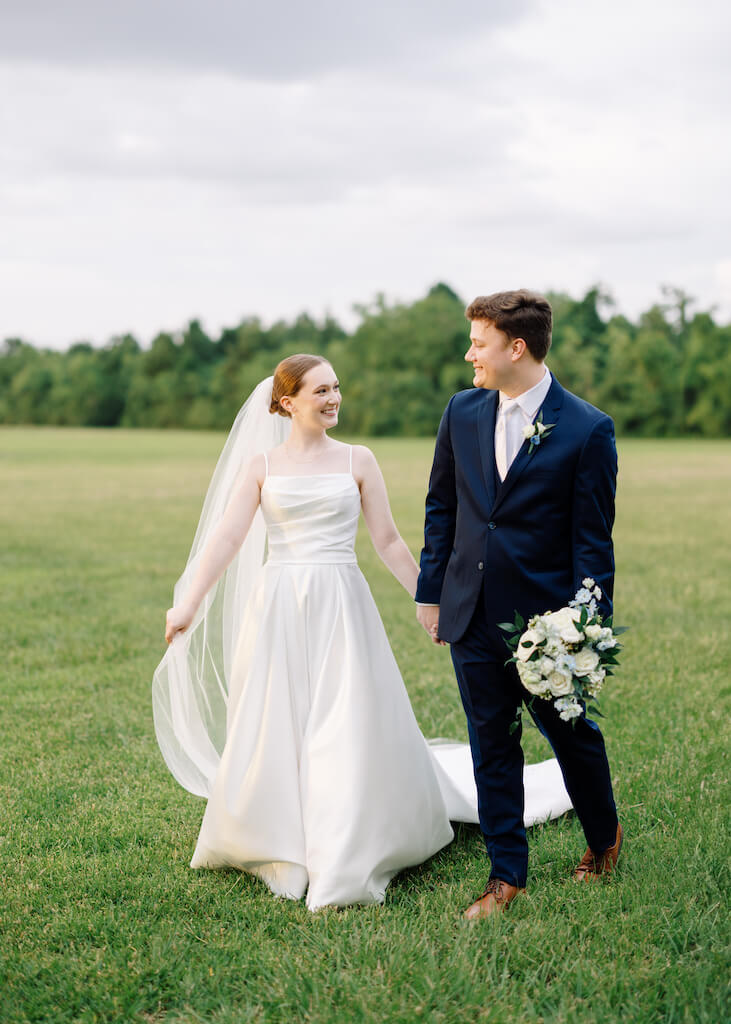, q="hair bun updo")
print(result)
[269,353,329,417]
